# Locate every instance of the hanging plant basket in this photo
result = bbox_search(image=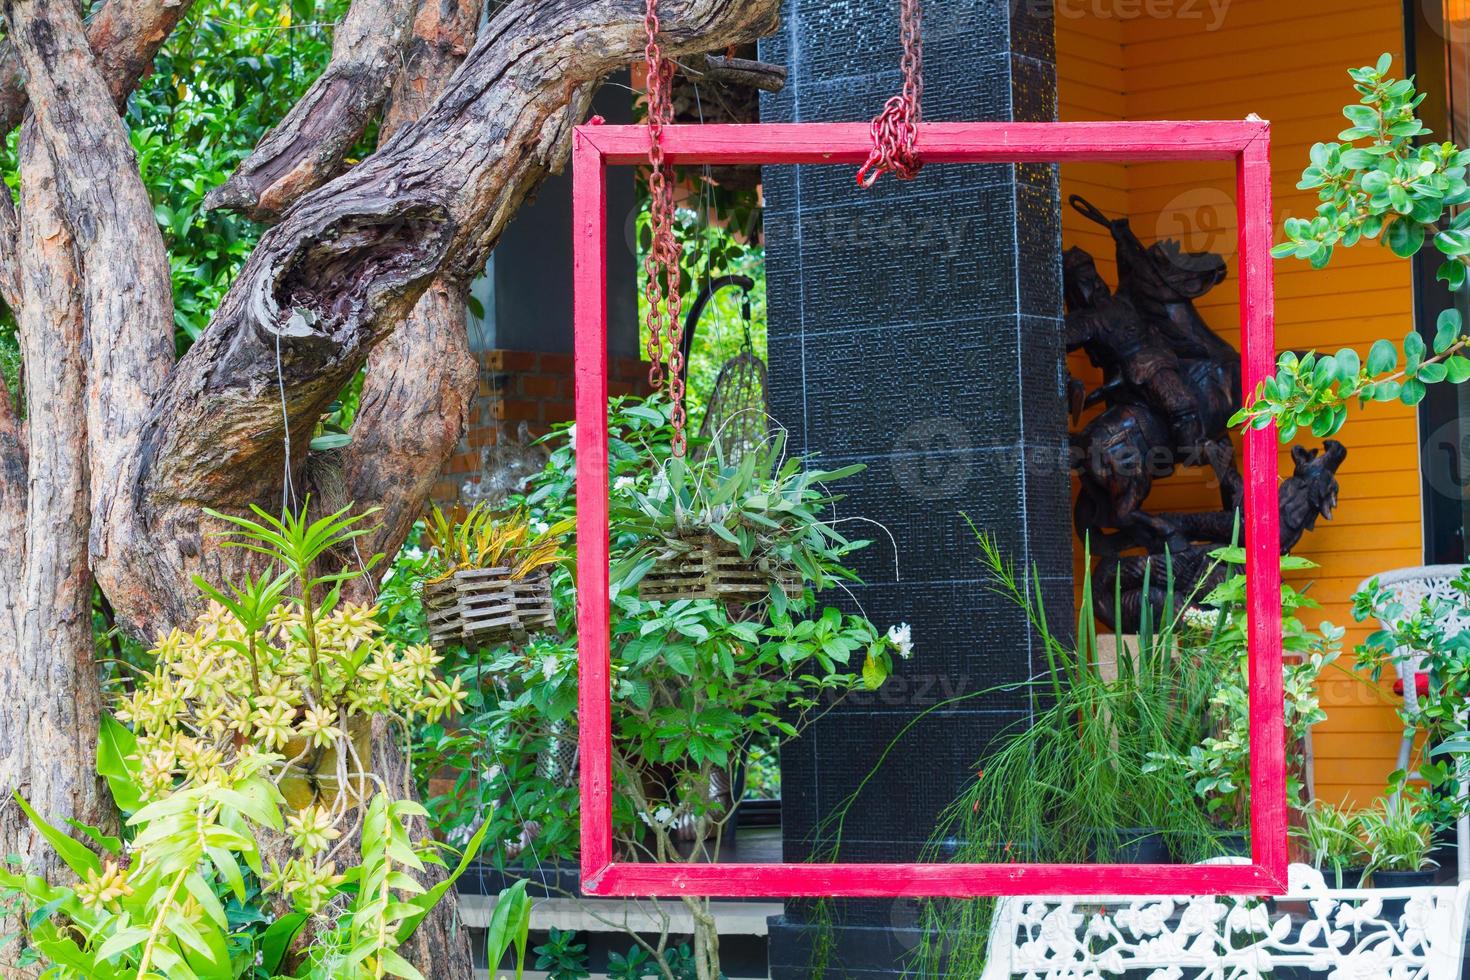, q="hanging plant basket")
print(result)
[639,532,799,607]
[424,567,556,650]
